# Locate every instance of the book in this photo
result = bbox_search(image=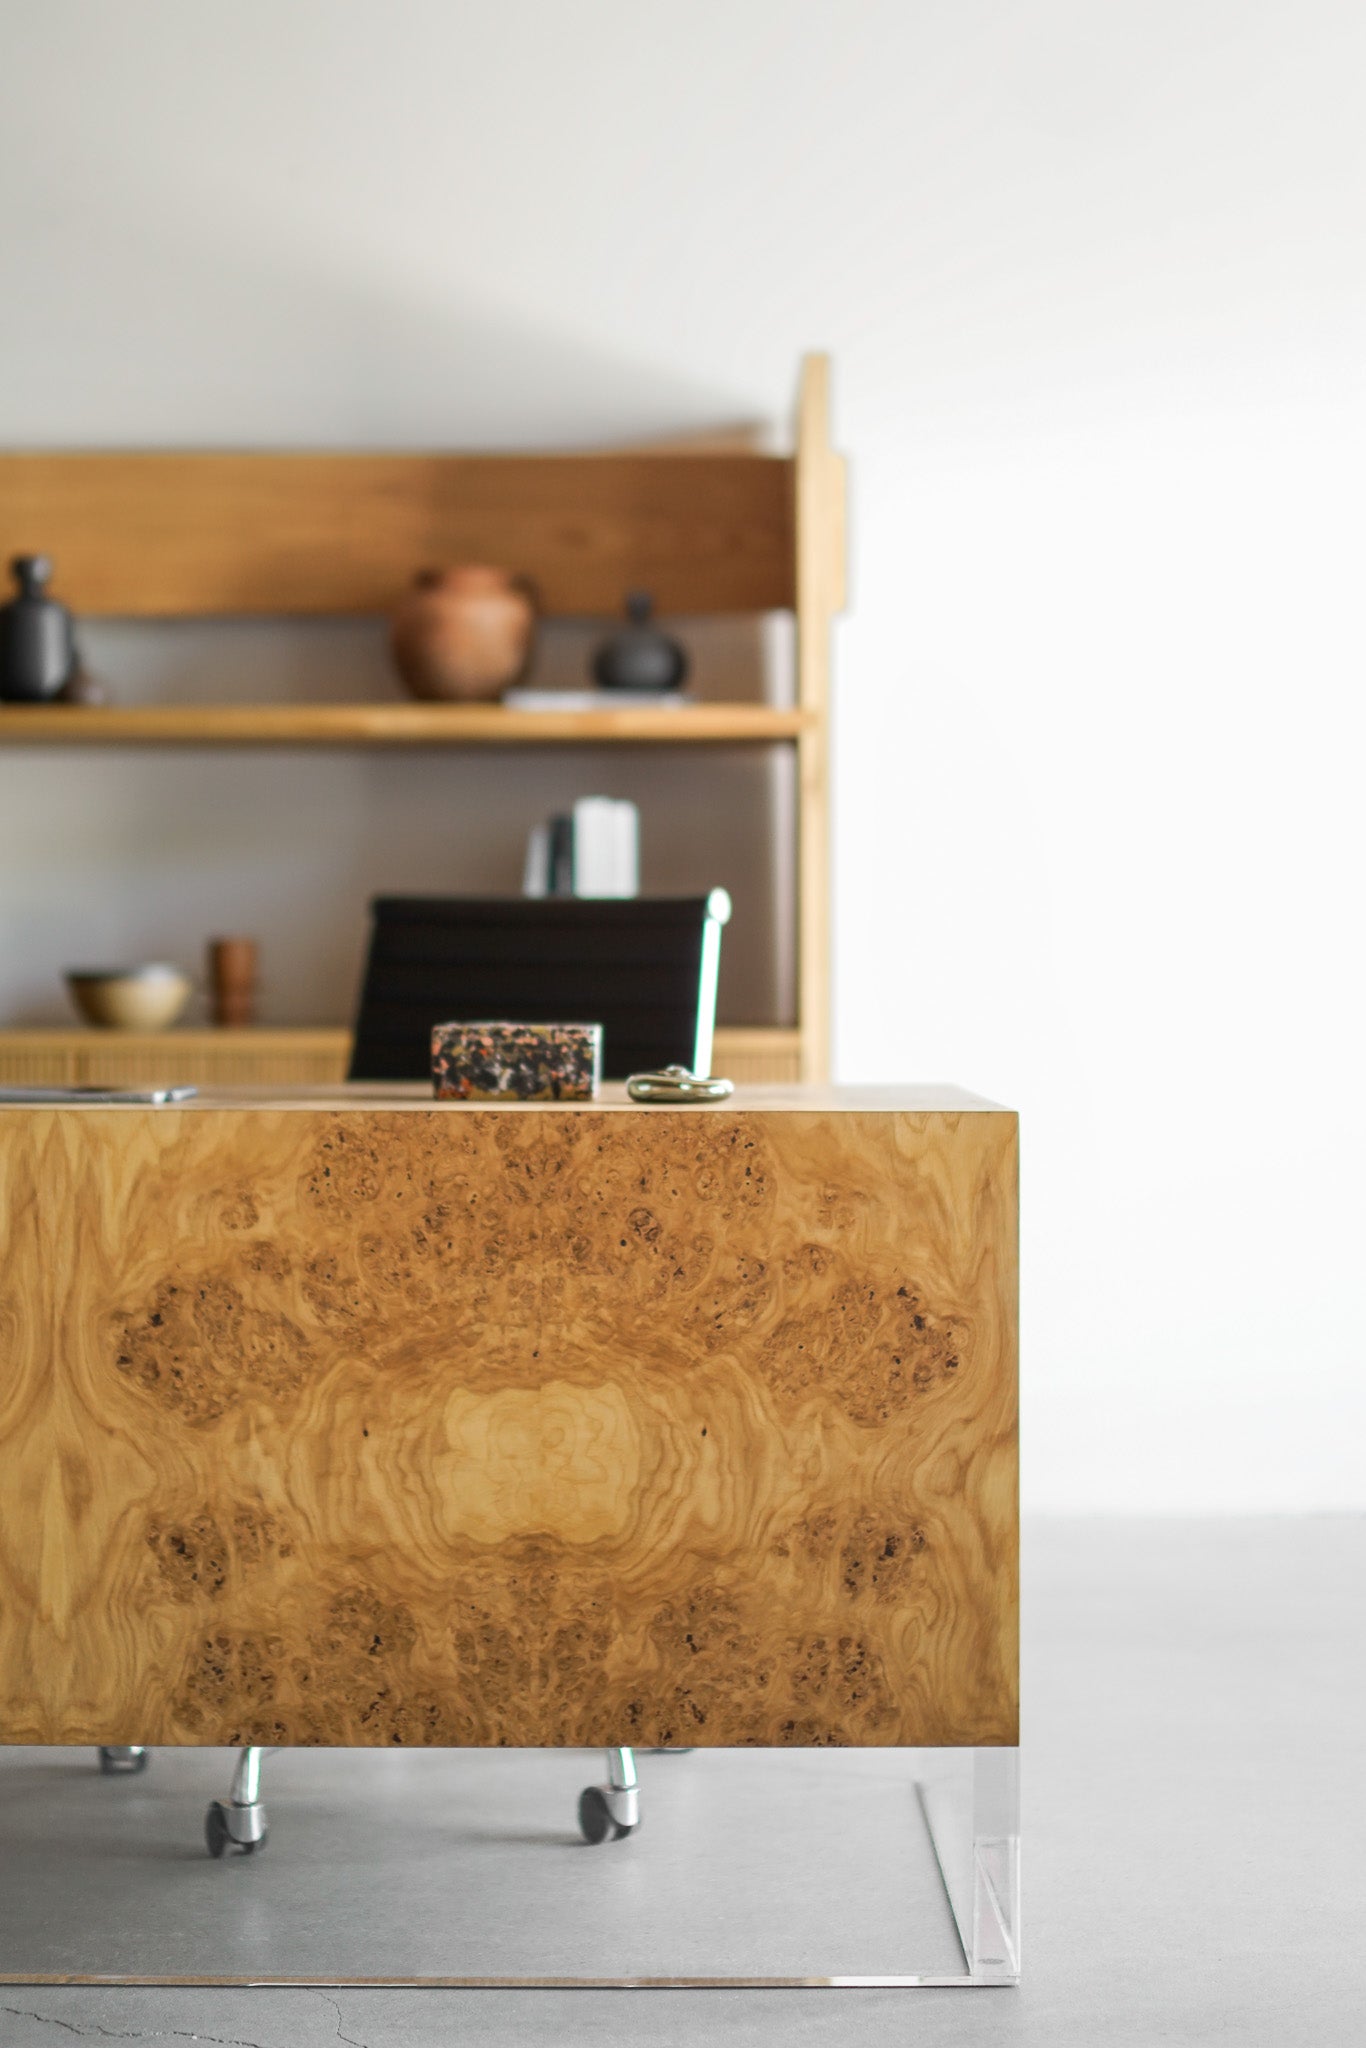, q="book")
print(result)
[547,813,575,896]
[521,822,550,897]
[521,798,640,898]
[572,797,639,898]
[502,688,693,712]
